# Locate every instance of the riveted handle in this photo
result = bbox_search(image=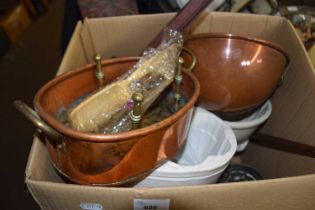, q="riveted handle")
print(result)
[174,57,184,111]
[14,100,63,144]
[181,47,196,72]
[130,92,144,129]
[94,53,105,88]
